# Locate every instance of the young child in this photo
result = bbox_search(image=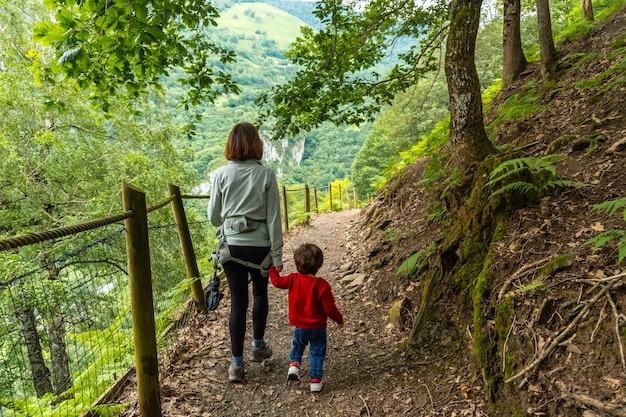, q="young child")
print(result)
[269,243,344,392]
